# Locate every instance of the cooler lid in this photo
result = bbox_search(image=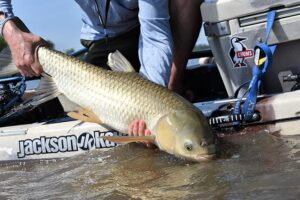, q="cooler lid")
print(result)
[201,0,300,23]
